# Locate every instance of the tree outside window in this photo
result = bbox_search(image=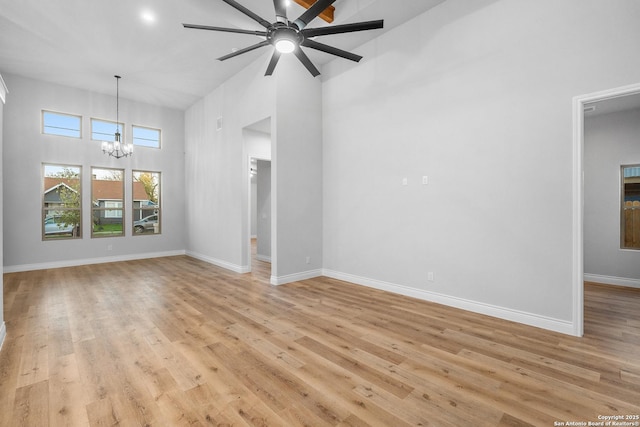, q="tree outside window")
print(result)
[133,171,161,234]
[43,164,82,240]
